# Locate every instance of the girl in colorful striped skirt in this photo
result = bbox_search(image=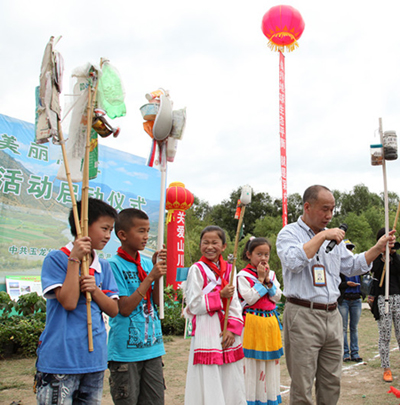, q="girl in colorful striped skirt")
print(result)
[237,237,283,405]
[184,226,246,405]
